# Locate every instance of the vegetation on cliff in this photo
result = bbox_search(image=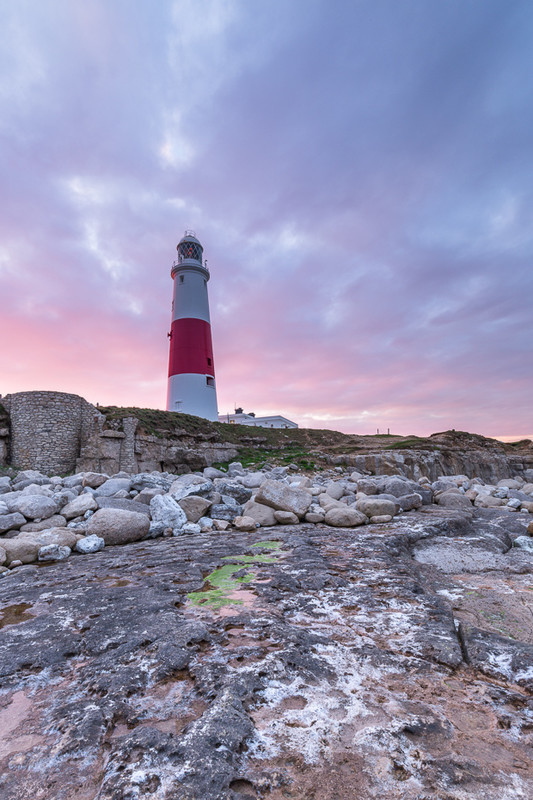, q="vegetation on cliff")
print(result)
[97,405,532,471]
